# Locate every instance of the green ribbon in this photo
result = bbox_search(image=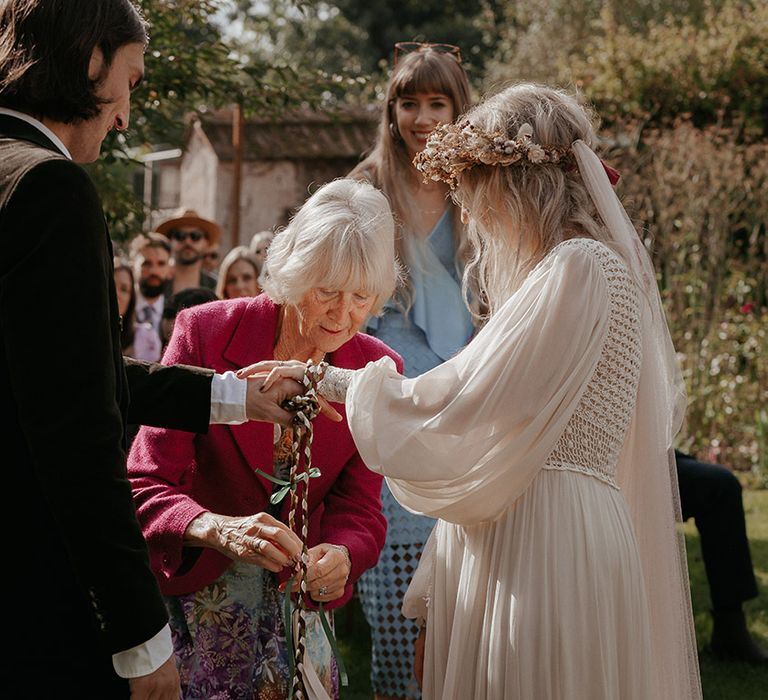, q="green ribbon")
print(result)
[253,467,322,505]
[318,604,349,687]
[282,579,350,692]
[284,575,296,700]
